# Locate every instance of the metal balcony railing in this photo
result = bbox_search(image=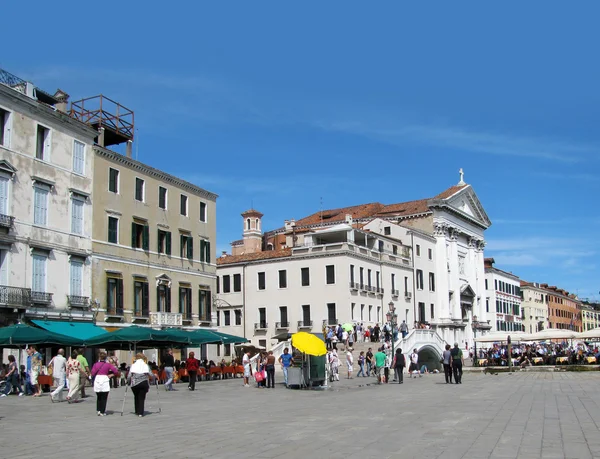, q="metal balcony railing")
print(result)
[297,320,313,328]
[0,286,32,307]
[392,289,399,297]
[31,291,52,305]
[275,321,290,329]
[254,322,268,330]
[67,295,89,308]
[0,214,14,228]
